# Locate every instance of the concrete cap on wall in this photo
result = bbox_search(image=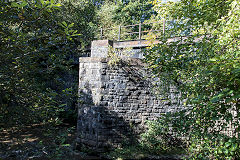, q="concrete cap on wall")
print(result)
[91,40,113,58]
[91,40,113,48]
